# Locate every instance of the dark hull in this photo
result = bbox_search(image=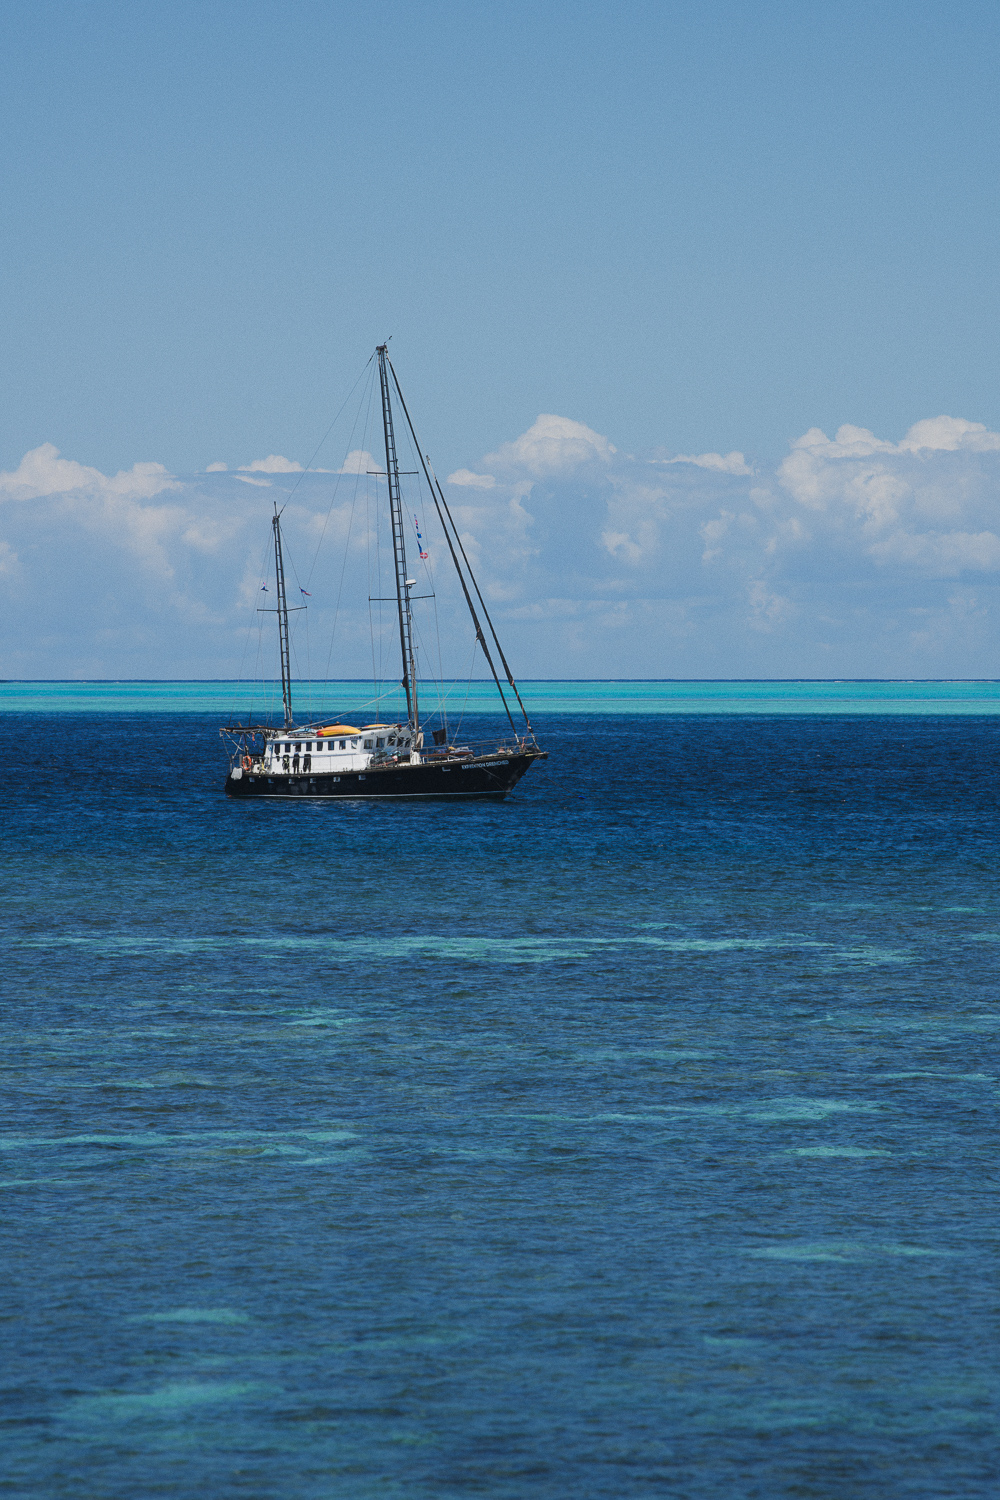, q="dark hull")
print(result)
[224,751,546,801]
